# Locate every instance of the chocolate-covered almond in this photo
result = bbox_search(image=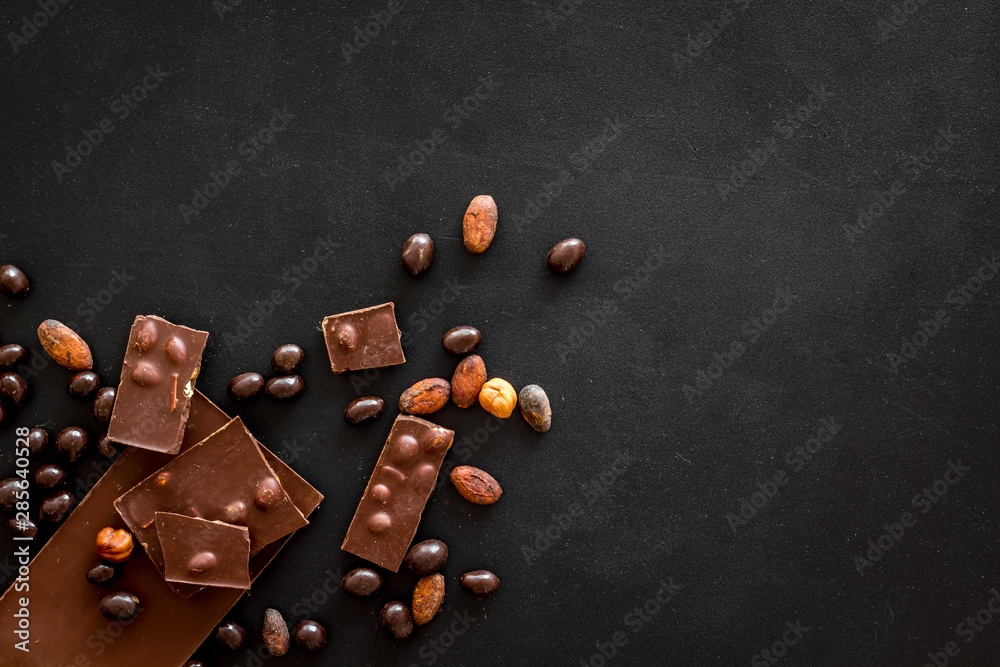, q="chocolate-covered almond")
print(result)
[461,570,500,595]
[86,561,123,586]
[9,516,38,539]
[344,396,385,425]
[56,426,88,462]
[40,490,74,523]
[99,591,139,620]
[0,265,29,296]
[264,375,304,400]
[228,372,265,400]
[342,567,382,596]
[215,621,248,650]
[401,233,435,277]
[33,464,67,489]
[0,372,27,406]
[0,344,26,369]
[546,237,586,273]
[379,601,413,640]
[405,539,448,575]
[68,371,101,399]
[441,326,481,355]
[0,478,23,511]
[91,386,116,423]
[271,344,304,373]
[26,428,48,456]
